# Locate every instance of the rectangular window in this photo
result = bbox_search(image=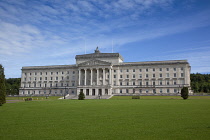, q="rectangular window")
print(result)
[51,72,53,75]
[133,81,135,85]
[167,81,170,85]
[181,67,184,71]
[46,72,47,75]
[126,89,128,93]
[167,89,170,93]
[174,68,176,71]
[174,89,177,93]
[153,74,155,78]
[120,82,122,86]
[139,74,142,78]
[174,73,176,77]
[45,77,47,80]
[181,73,184,77]
[34,77,36,81]
[133,69,135,72]
[62,77,64,80]
[166,73,169,78]
[120,89,122,93]
[120,75,123,78]
[160,68,162,71]
[127,69,129,72]
[30,73,31,75]
[146,74,149,78]
[73,71,75,74]
[114,75,116,78]
[139,81,142,86]
[146,81,149,86]
[114,70,116,72]
[40,72,42,75]
[166,68,169,71]
[35,72,37,75]
[56,77,58,80]
[153,81,155,85]
[126,82,129,86]
[62,71,64,74]
[139,69,142,72]
[160,89,162,93]
[51,77,53,80]
[153,89,156,94]
[133,74,135,78]
[57,72,58,75]
[139,89,142,93]
[120,69,122,72]
[153,68,155,71]
[160,74,162,77]
[146,68,148,72]
[127,75,129,78]
[40,77,42,80]
[174,81,177,85]
[67,71,69,74]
